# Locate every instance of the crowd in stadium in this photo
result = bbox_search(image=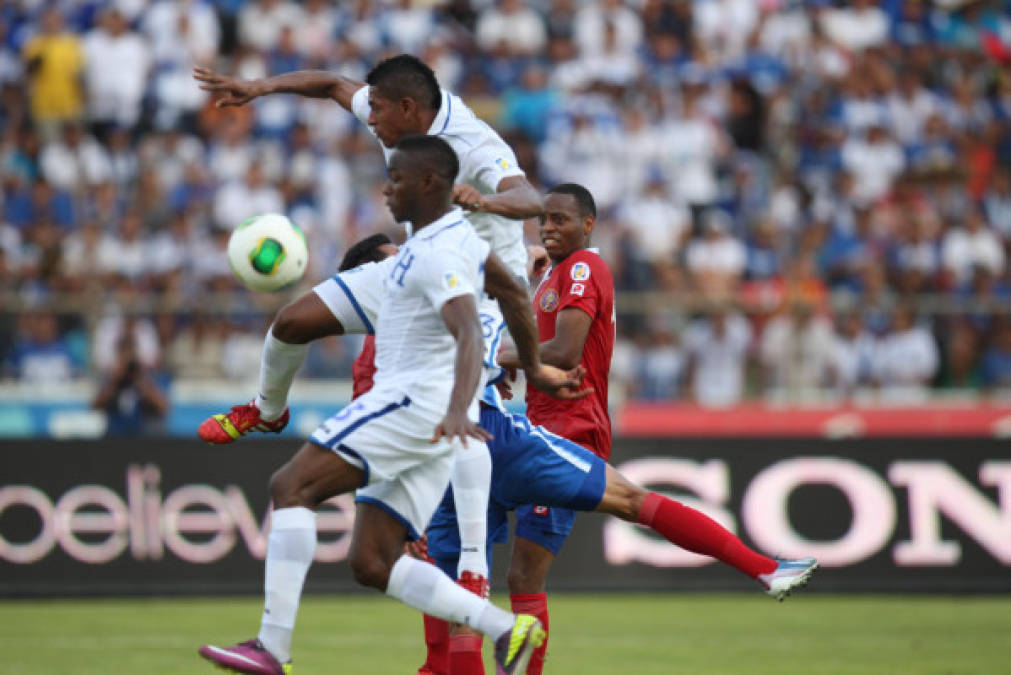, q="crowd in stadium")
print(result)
[2,0,1011,405]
